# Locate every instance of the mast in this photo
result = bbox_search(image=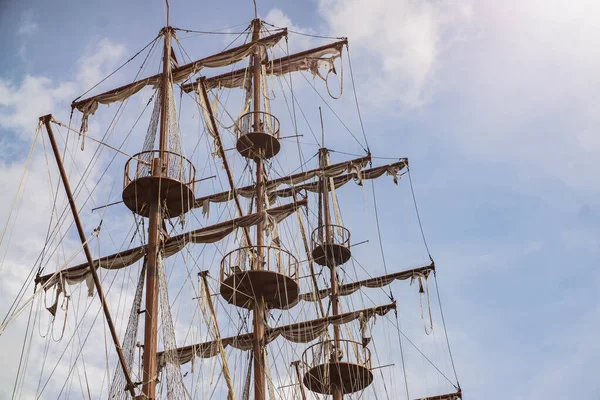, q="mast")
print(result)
[319,110,343,400]
[251,17,267,400]
[142,21,172,399]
